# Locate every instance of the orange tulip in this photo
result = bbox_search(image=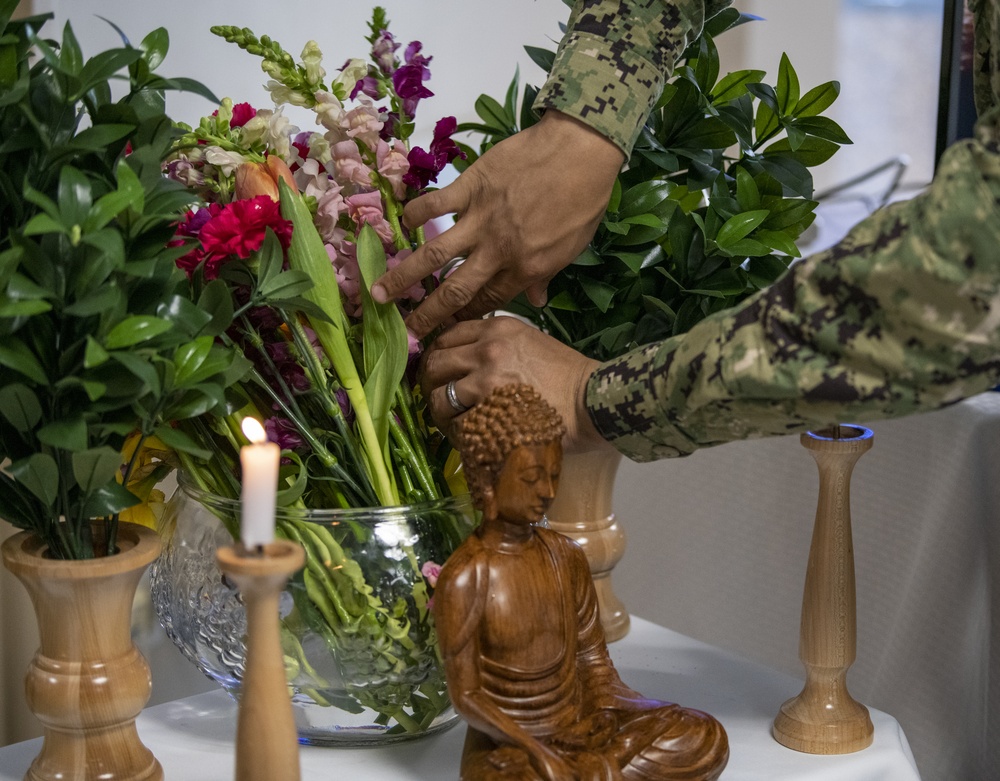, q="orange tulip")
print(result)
[234,156,298,201]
